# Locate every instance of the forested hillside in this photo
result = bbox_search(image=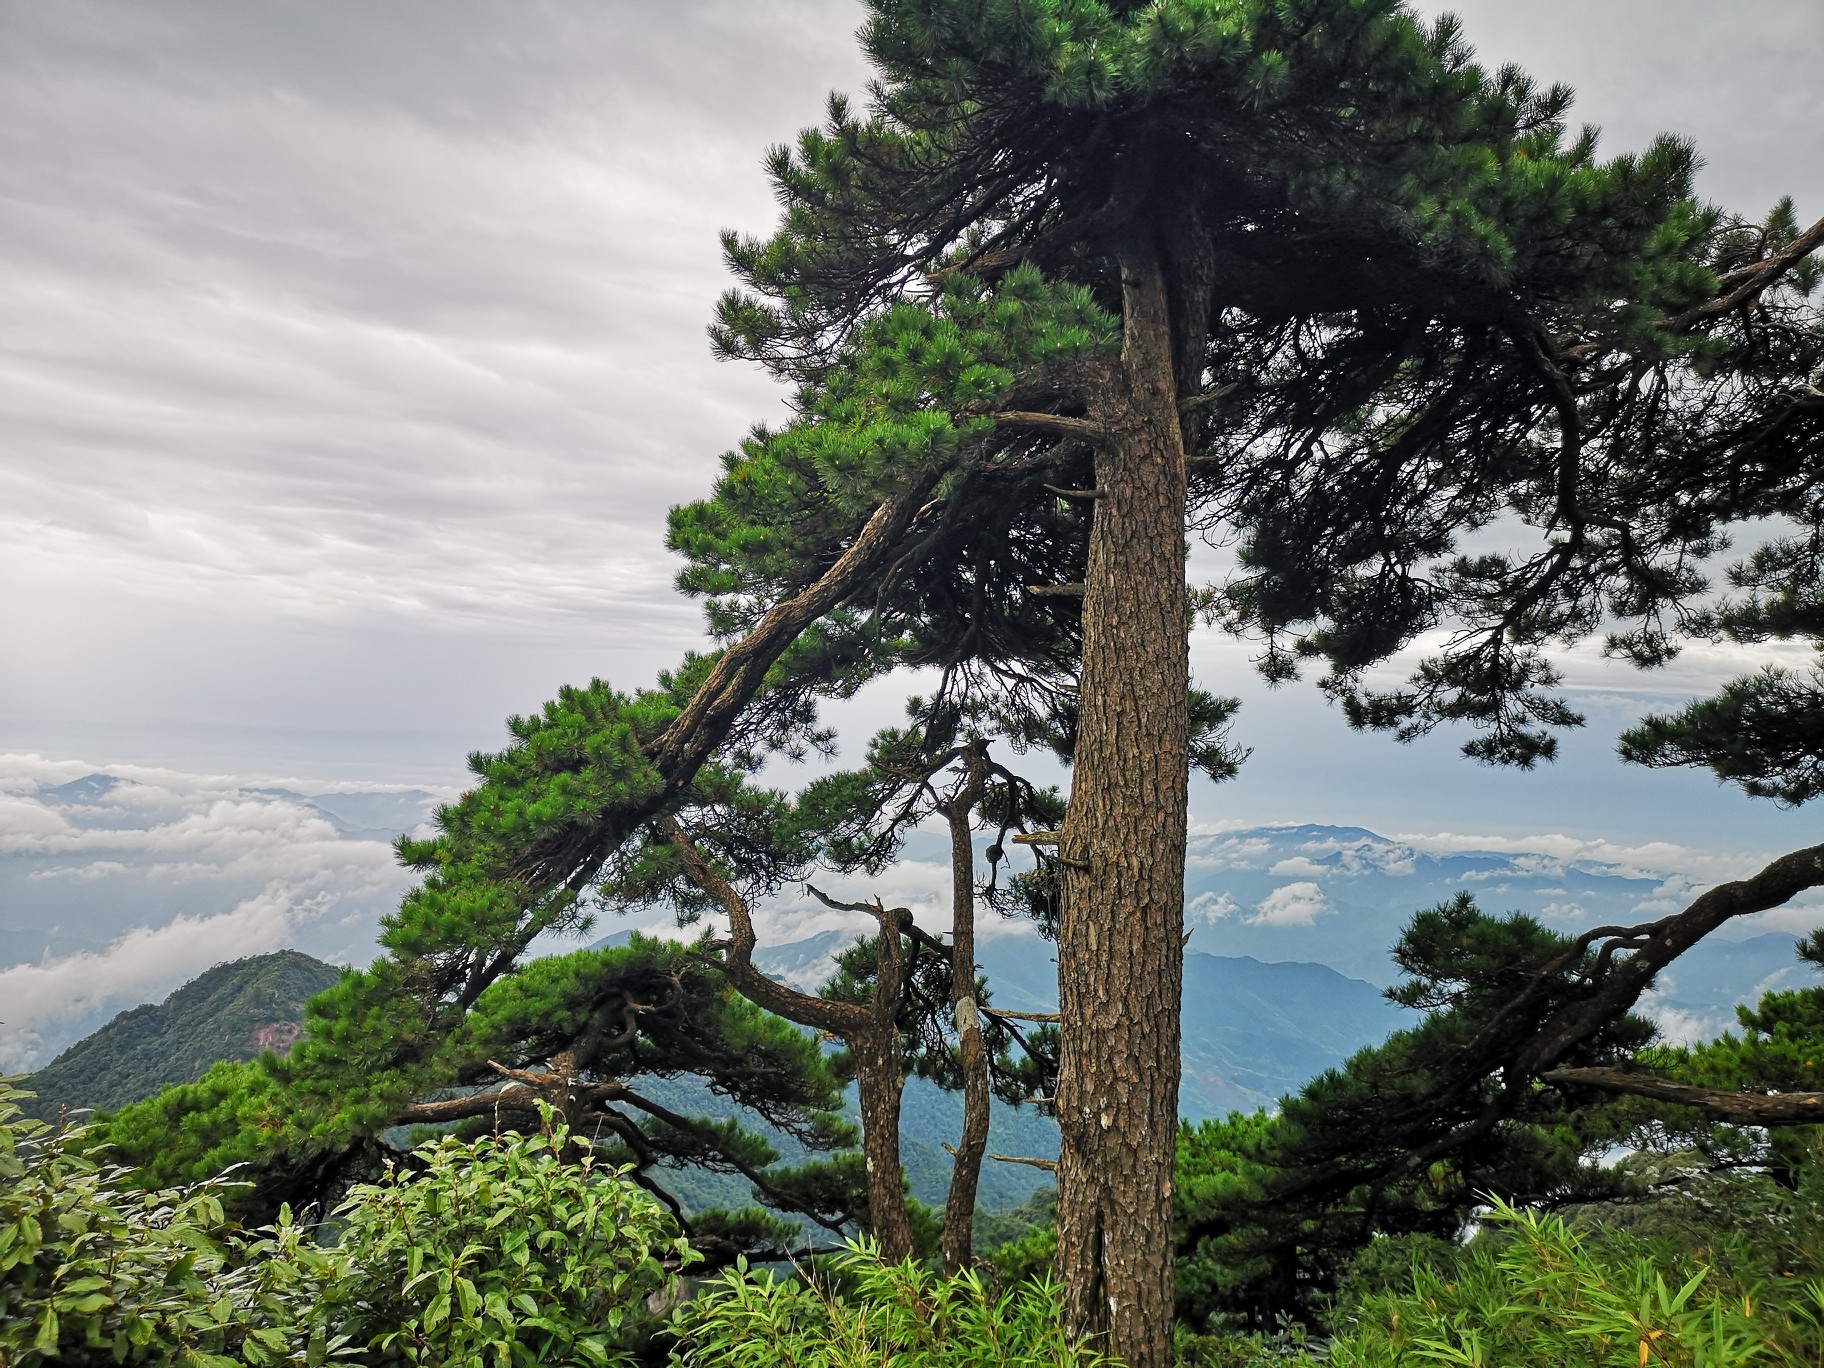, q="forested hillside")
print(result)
[18,951,341,1121]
